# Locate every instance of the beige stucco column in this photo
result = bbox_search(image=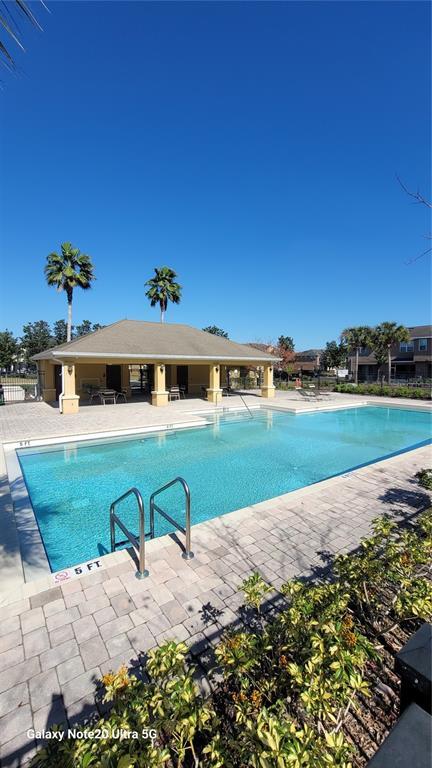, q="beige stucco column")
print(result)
[152,363,169,406]
[261,364,275,398]
[61,363,80,414]
[39,361,56,402]
[207,364,223,404]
